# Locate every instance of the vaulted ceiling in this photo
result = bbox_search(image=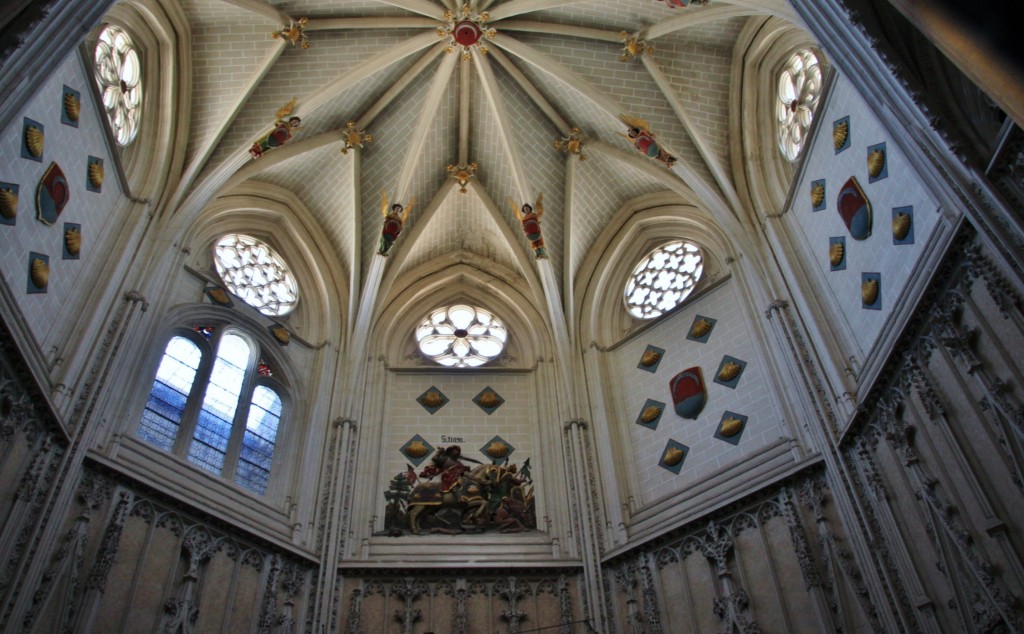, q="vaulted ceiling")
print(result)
[169,0,801,330]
